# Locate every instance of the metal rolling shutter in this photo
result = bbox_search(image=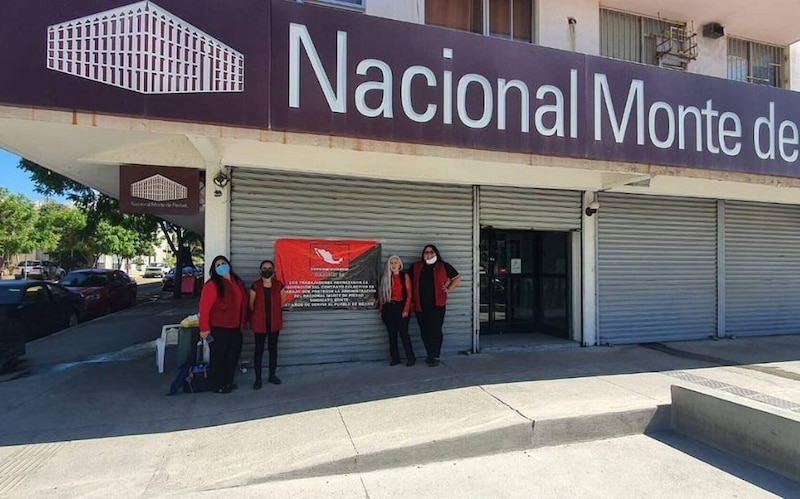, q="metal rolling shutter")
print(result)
[724,201,800,337]
[479,186,582,230]
[230,169,474,365]
[597,193,717,344]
